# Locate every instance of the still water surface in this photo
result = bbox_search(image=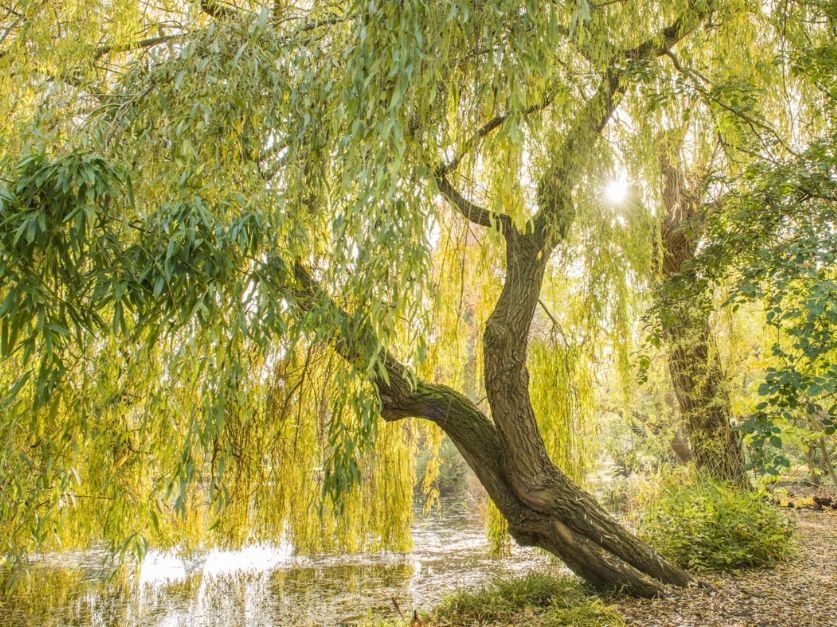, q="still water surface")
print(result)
[1,505,556,625]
